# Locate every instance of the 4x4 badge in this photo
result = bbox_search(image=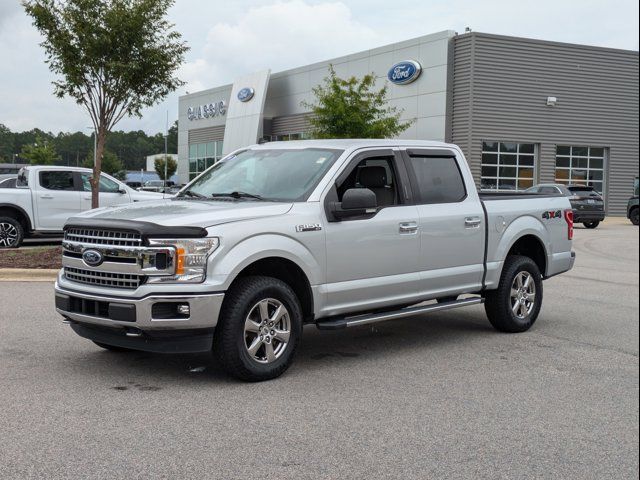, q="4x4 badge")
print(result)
[542,210,562,220]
